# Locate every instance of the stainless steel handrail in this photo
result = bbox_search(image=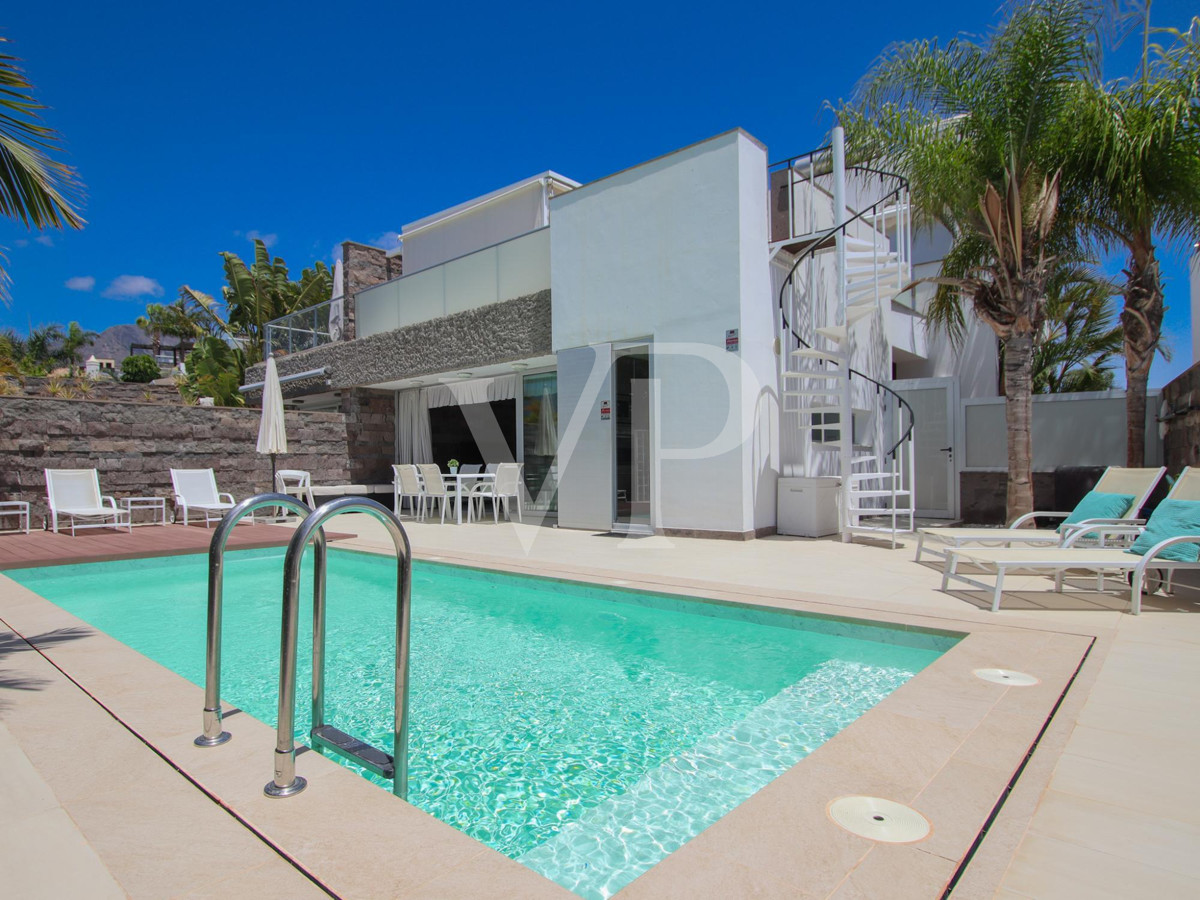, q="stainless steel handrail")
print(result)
[195,493,325,747]
[265,497,412,800]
